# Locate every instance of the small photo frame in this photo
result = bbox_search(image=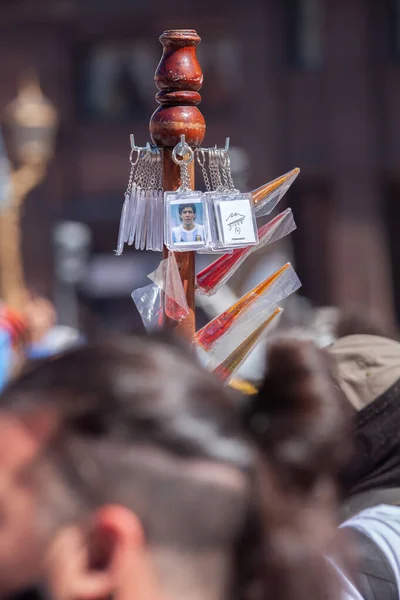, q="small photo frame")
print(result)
[164,191,210,251]
[214,193,258,248]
